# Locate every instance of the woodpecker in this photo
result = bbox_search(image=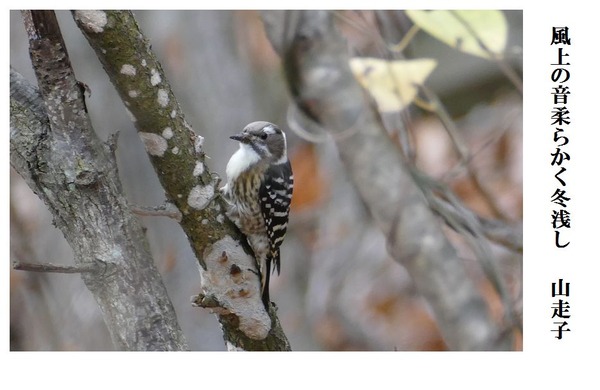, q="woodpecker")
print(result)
[221,121,294,307]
